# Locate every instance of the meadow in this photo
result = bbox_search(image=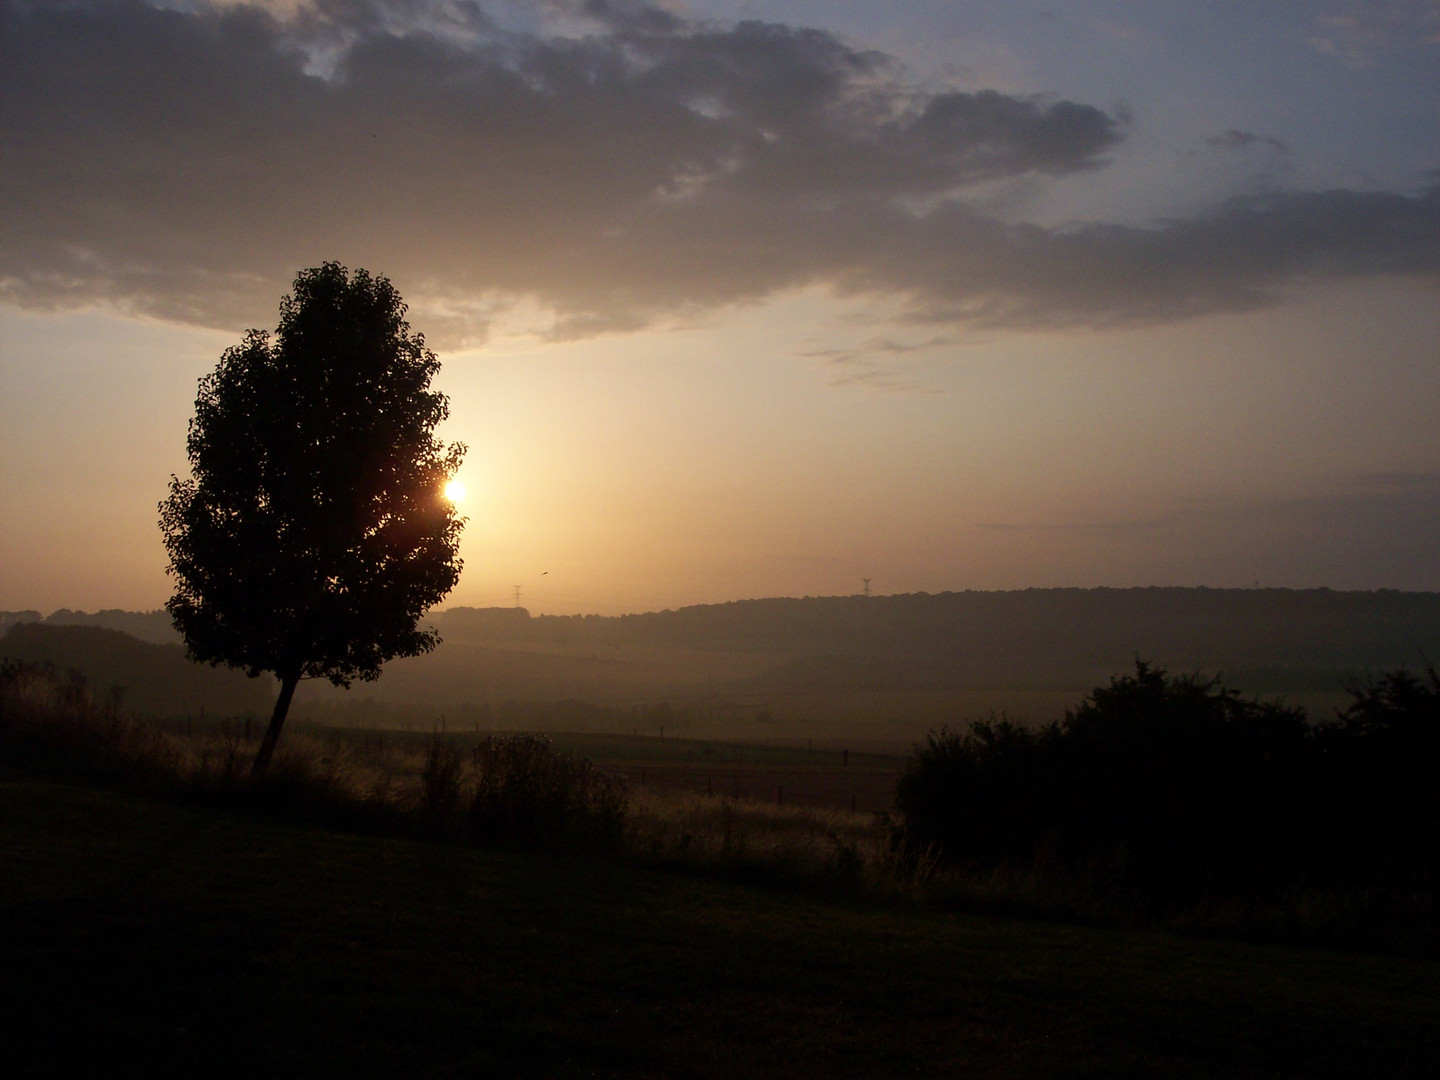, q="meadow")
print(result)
[6,657,1439,943]
[4,774,1439,1078]
[5,658,1440,1075]
[426,729,906,814]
